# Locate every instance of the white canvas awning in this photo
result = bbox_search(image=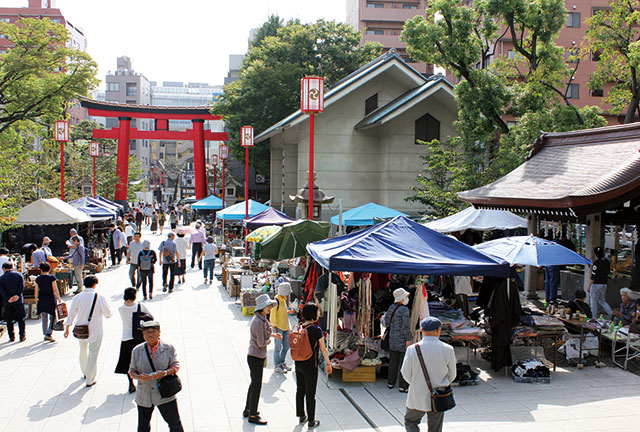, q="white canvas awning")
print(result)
[14,198,92,225]
[424,206,527,233]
